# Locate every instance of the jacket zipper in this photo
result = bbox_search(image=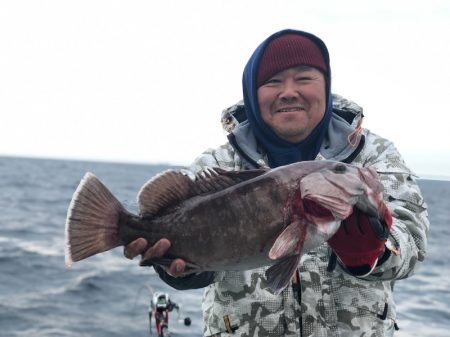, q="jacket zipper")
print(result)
[292,269,303,336]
